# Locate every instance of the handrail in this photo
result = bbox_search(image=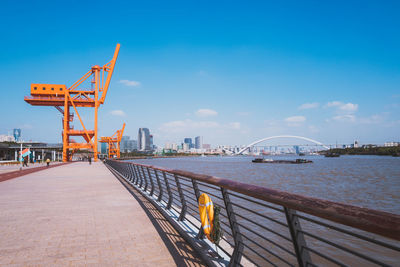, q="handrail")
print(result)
[120,161,400,241]
[105,159,400,266]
